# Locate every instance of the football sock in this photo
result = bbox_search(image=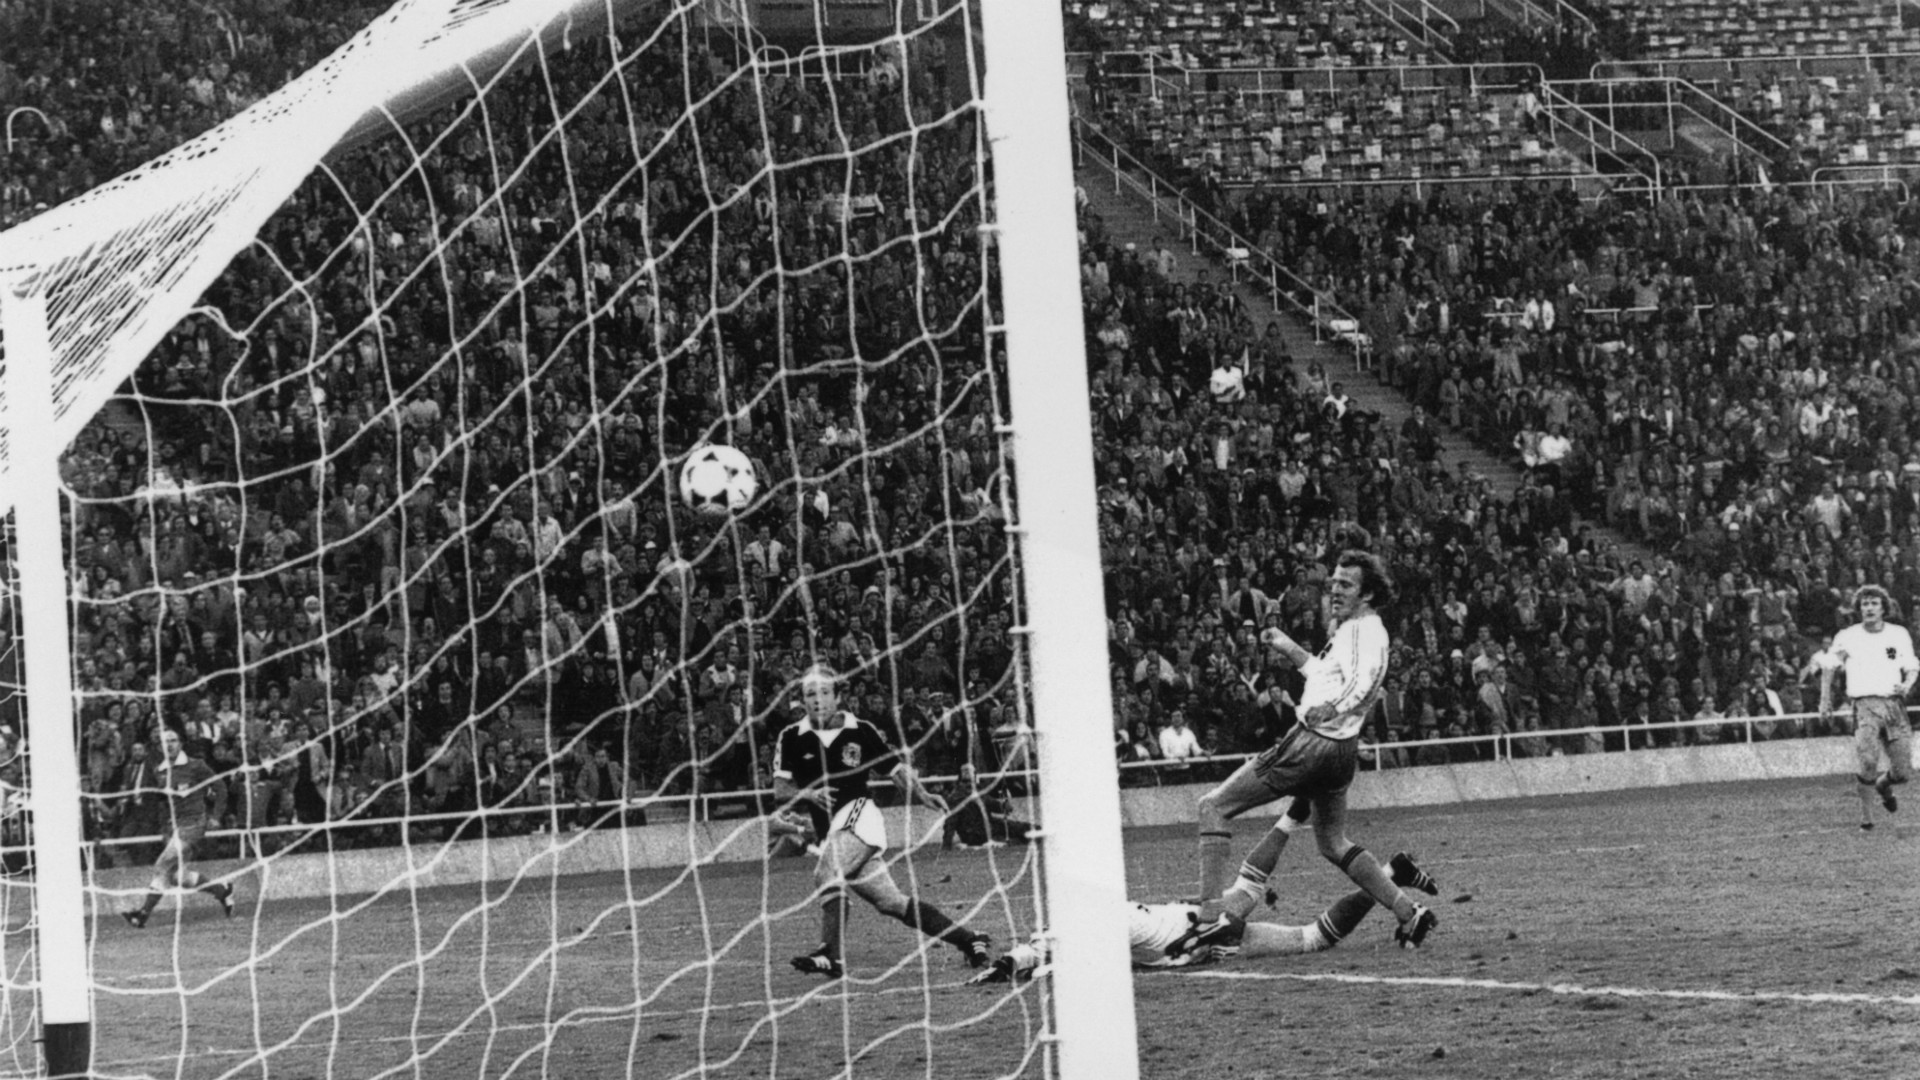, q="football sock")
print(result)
[1197,830,1234,903]
[1220,879,1264,921]
[137,892,161,918]
[1336,845,1415,923]
[1222,798,1308,916]
[901,899,973,948]
[1858,777,1877,824]
[1315,890,1376,944]
[820,894,846,961]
